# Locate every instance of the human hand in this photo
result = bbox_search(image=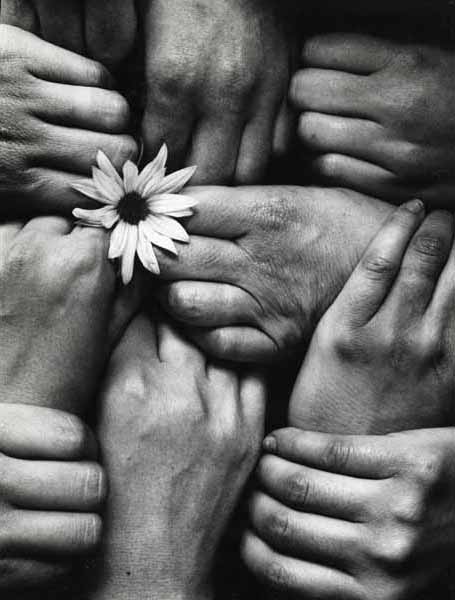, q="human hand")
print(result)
[140,0,293,184]
[155,185,392,363]
[290,34,455,207]
[0,25,136,217]
[0,403,105,595]
[243,426,455,599]
[0,217,139,417]
[91,313,266,599]
[289,200,455,434]
[0,0,137,69]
